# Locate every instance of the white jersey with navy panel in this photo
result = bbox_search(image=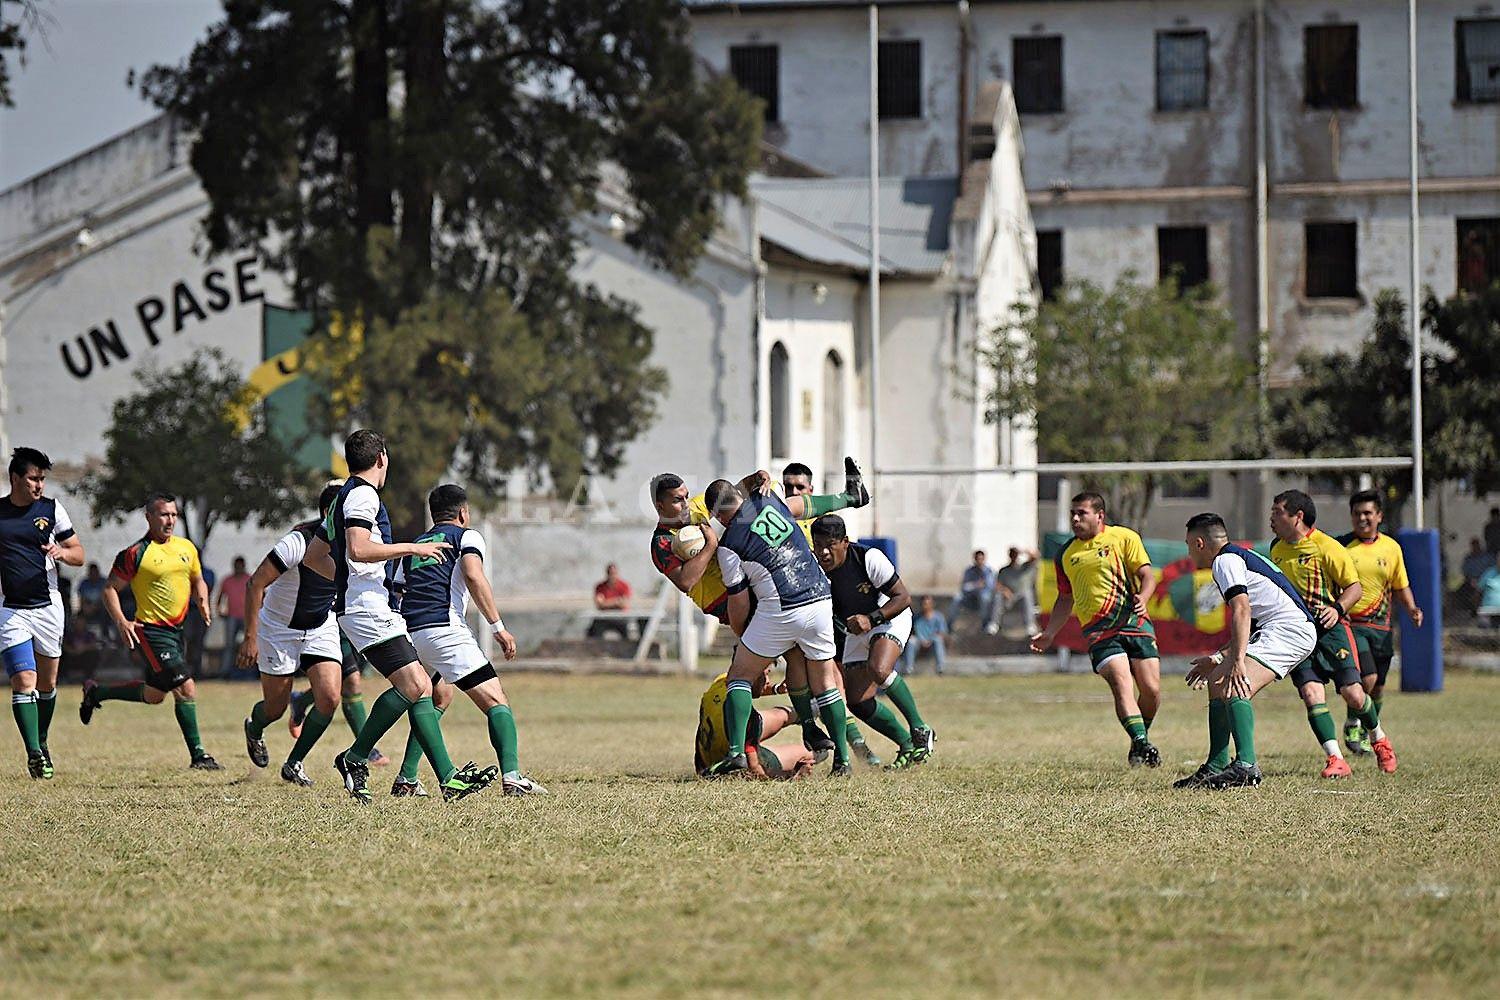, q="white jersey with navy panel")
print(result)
[262,521,338,631]
[399,522,491,684]
[1210,543,1317,677]
[715,493,831,613]
[0,496,74,660]
[320,475,408,650]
